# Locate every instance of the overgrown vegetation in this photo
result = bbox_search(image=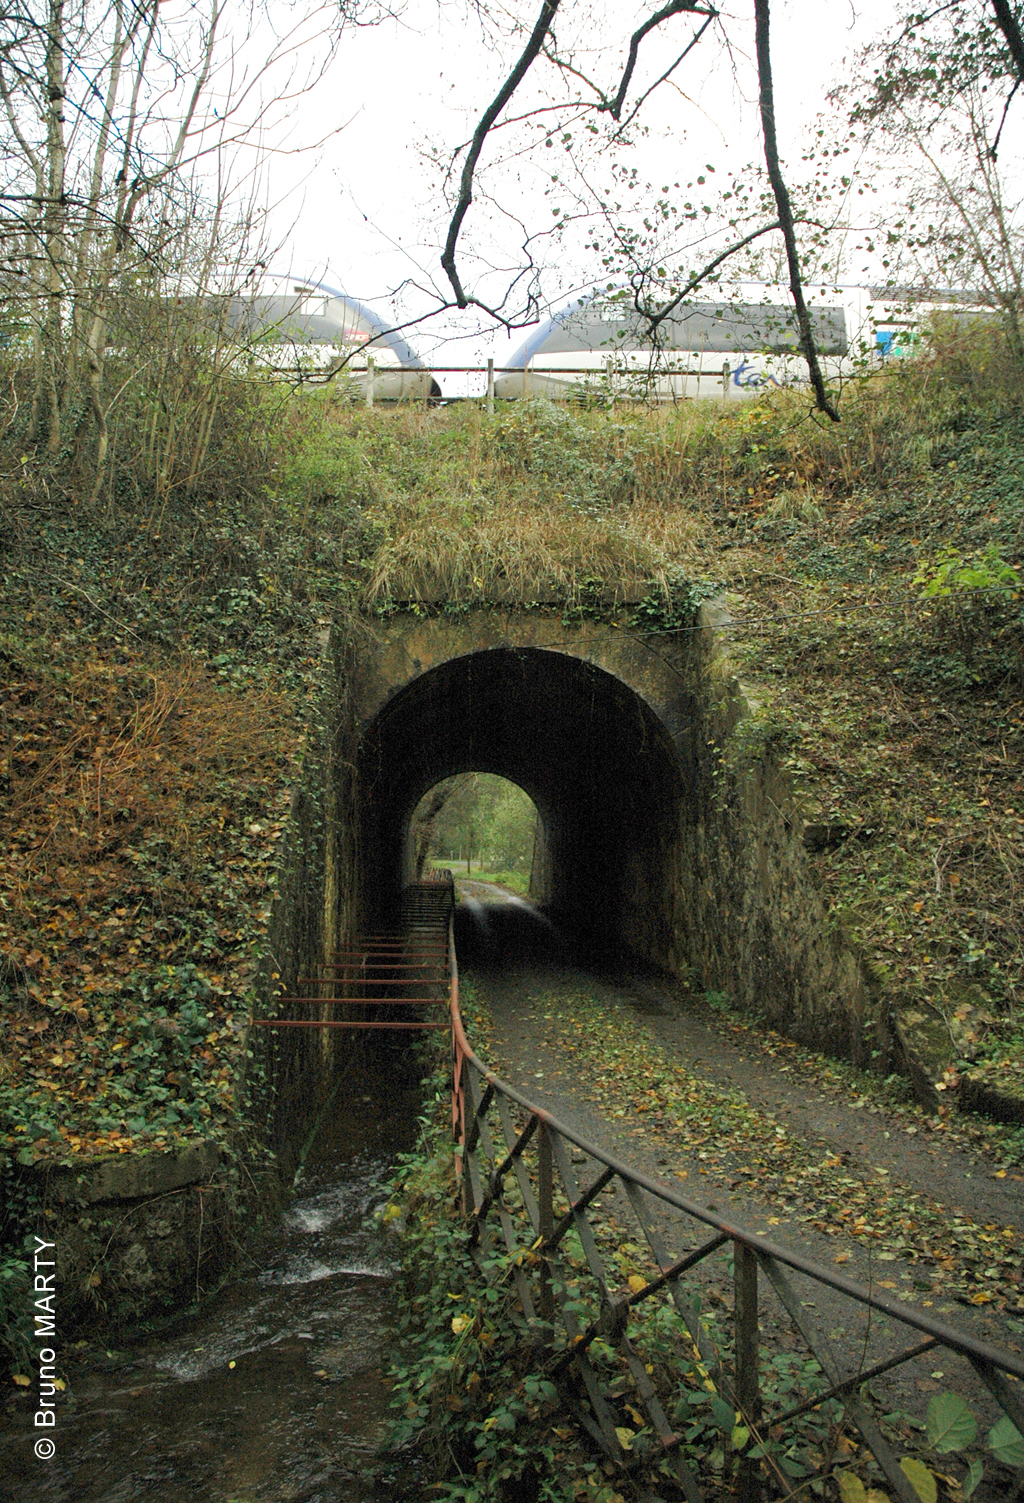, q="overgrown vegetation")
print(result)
[271,323,1024,1081]
[2,313,1023,1368]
